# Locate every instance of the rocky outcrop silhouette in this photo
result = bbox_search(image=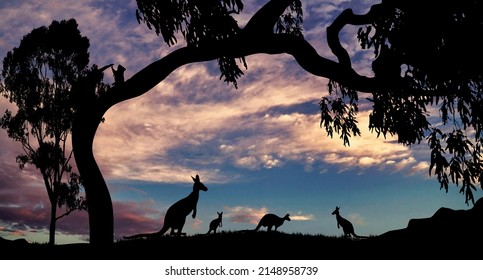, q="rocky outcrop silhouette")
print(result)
[378,197,483,241]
